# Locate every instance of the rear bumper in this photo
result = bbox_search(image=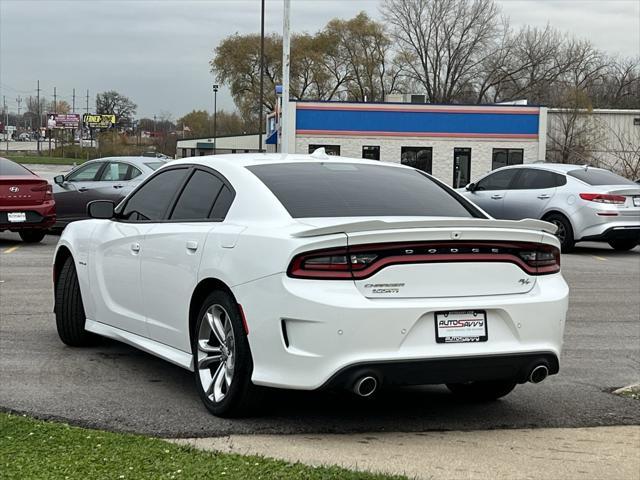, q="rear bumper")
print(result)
[322,352,559,389]
[233,272,569,390]
[581,226,640,243]
[0,202,56,231]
